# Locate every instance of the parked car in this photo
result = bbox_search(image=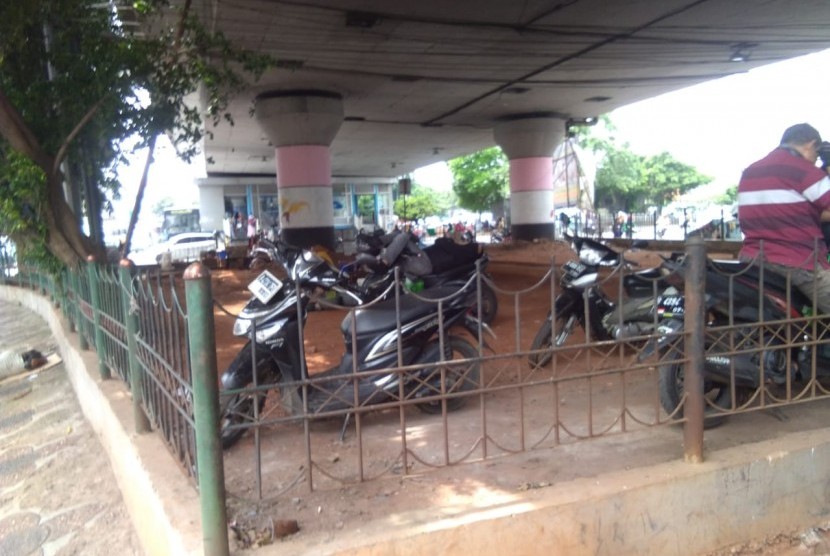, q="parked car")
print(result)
[129,232,219,266]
